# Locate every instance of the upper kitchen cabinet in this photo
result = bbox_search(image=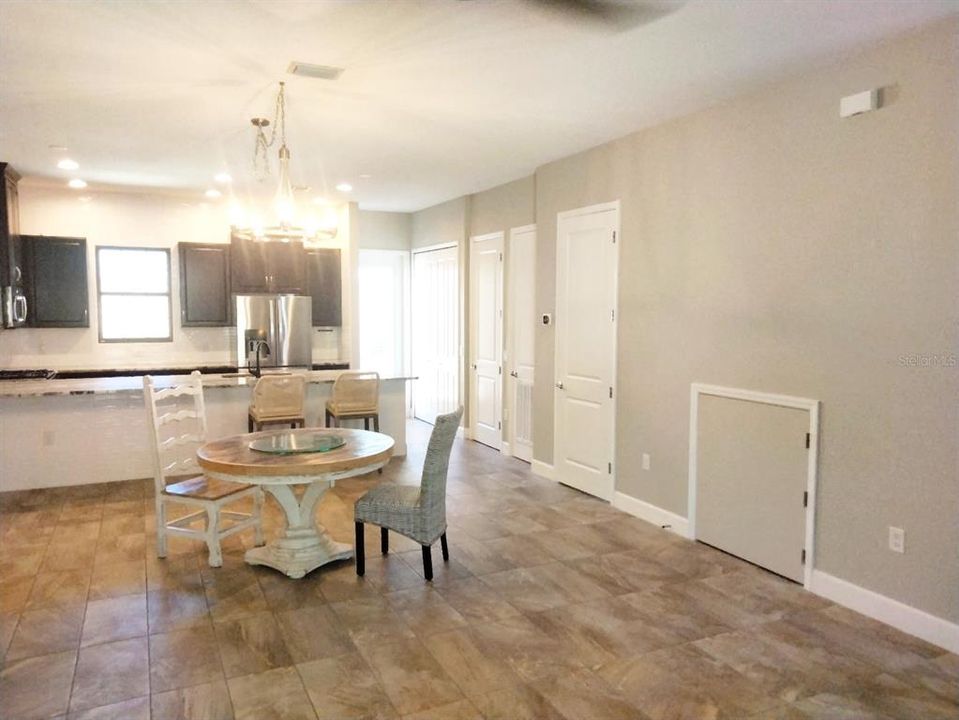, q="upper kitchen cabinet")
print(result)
[307,248,342,327]
[22,235,89,327]
[179,242,231,326]
[230,235,307,294]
